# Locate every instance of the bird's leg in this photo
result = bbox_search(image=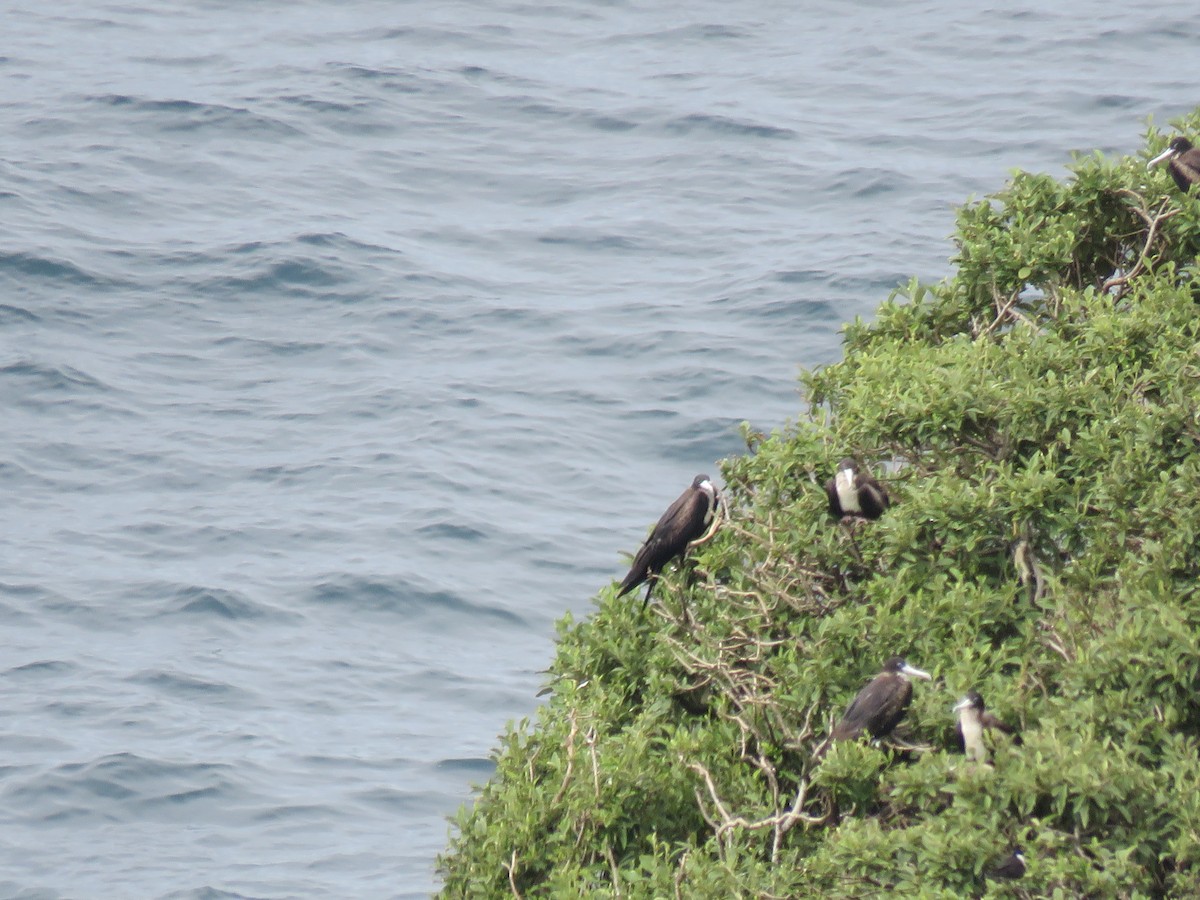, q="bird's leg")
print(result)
[641,578,657,610]
[840,519,865,566]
